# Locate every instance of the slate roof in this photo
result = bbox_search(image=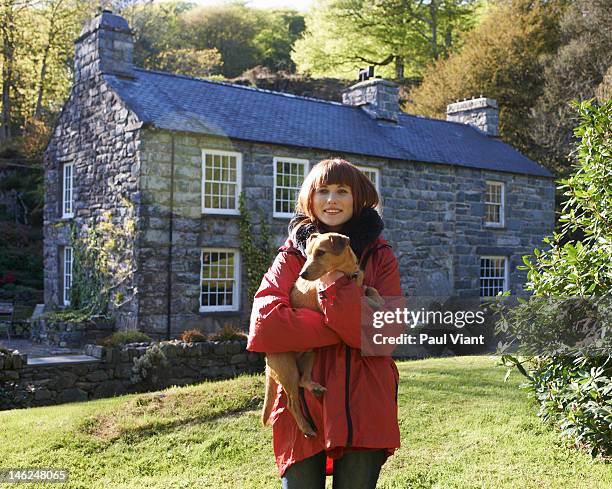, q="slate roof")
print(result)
[105,68,553,178]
